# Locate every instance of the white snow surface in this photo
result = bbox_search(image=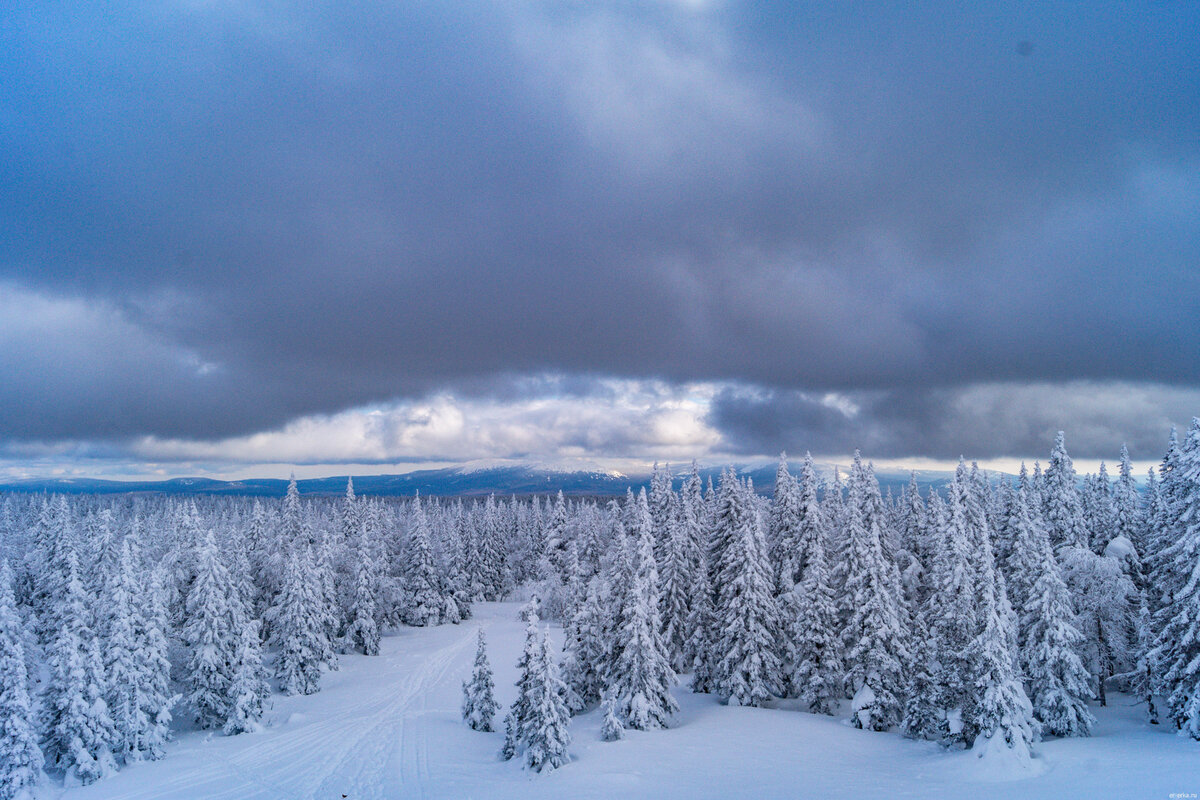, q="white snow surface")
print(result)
[1103,535,1137,560]
[57,602,1200,800]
